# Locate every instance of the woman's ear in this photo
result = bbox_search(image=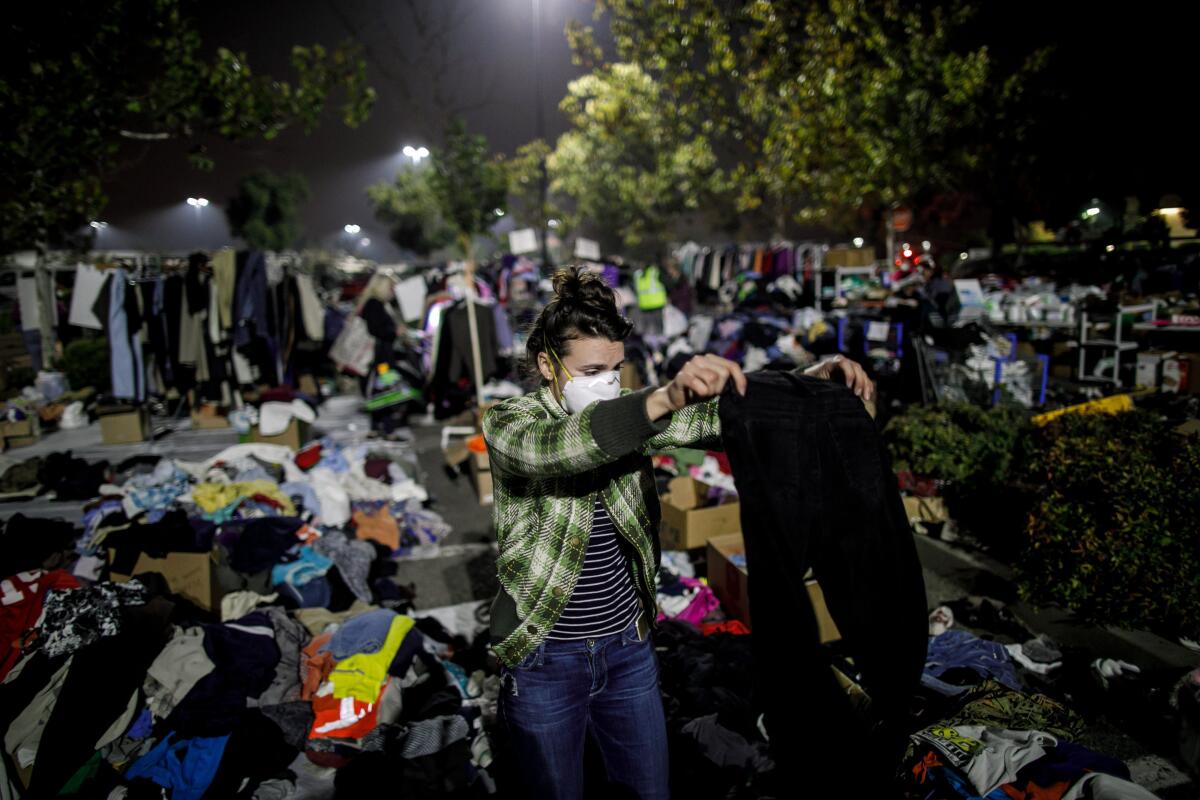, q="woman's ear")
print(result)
[537,352,556,383]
